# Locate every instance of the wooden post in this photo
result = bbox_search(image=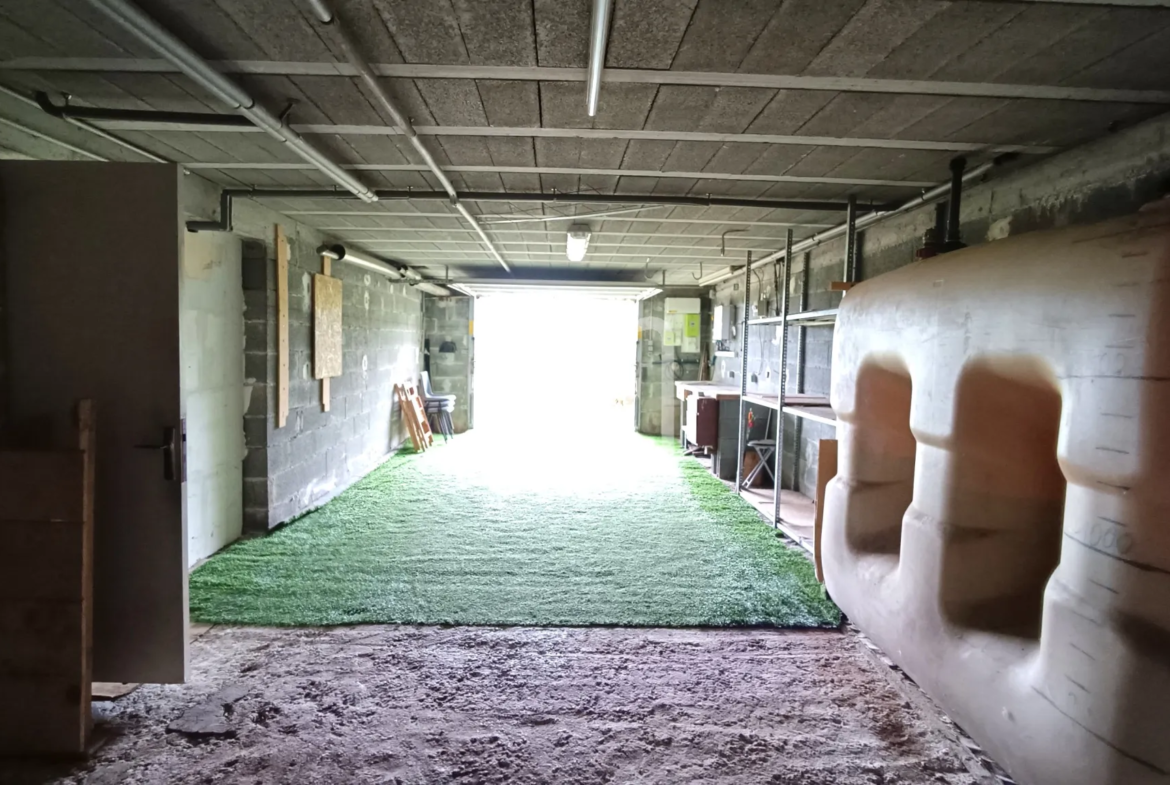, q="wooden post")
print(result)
[77,400,95,750]
[321,255,331,412]
[276,225,290,428]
